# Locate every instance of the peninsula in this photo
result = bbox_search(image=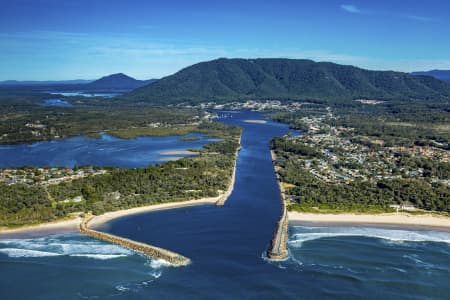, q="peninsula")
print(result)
[268,99,449,242]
